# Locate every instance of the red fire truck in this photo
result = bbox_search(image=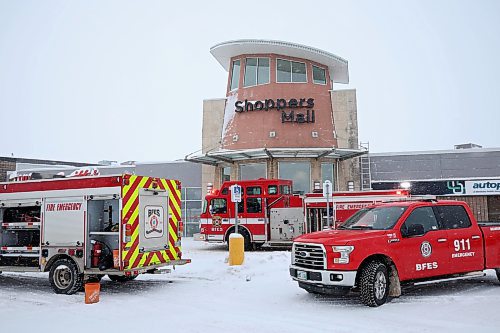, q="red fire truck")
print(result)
[197,179,409,249]
[0,174,190,294]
